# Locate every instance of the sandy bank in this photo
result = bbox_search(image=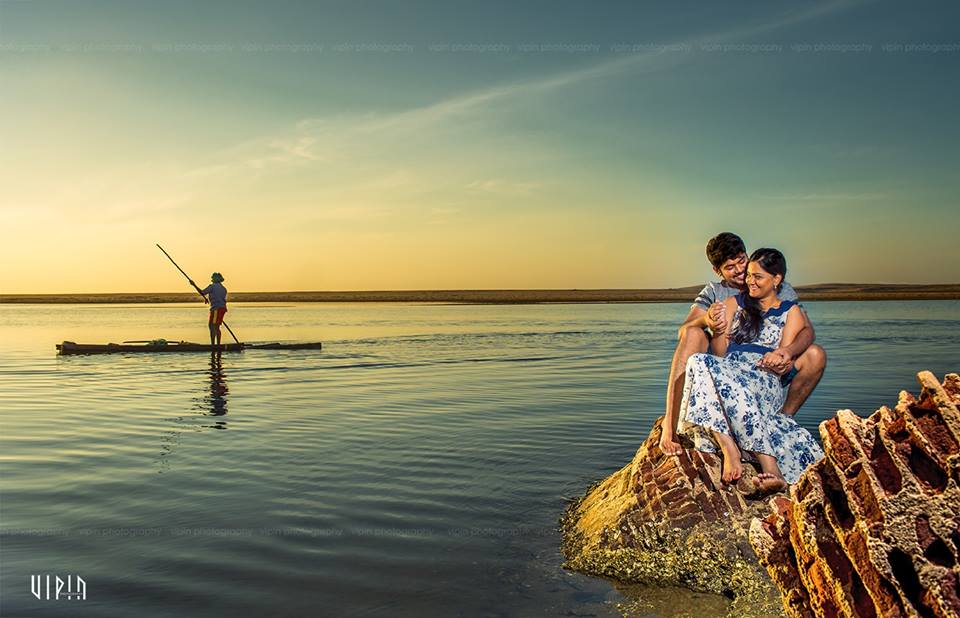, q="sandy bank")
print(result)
[1,284,958,304]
